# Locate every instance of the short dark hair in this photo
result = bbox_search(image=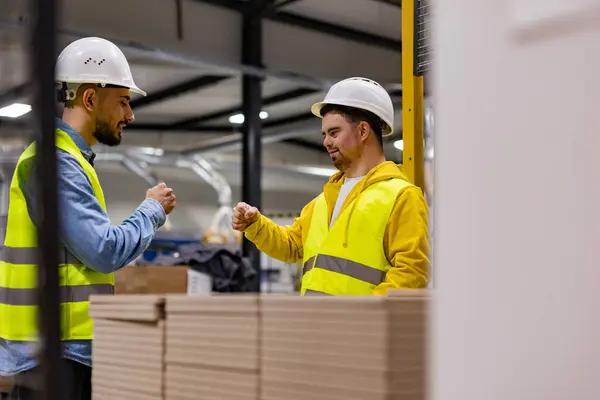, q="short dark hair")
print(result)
[59,83,129,108]
[320,104,384,145]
